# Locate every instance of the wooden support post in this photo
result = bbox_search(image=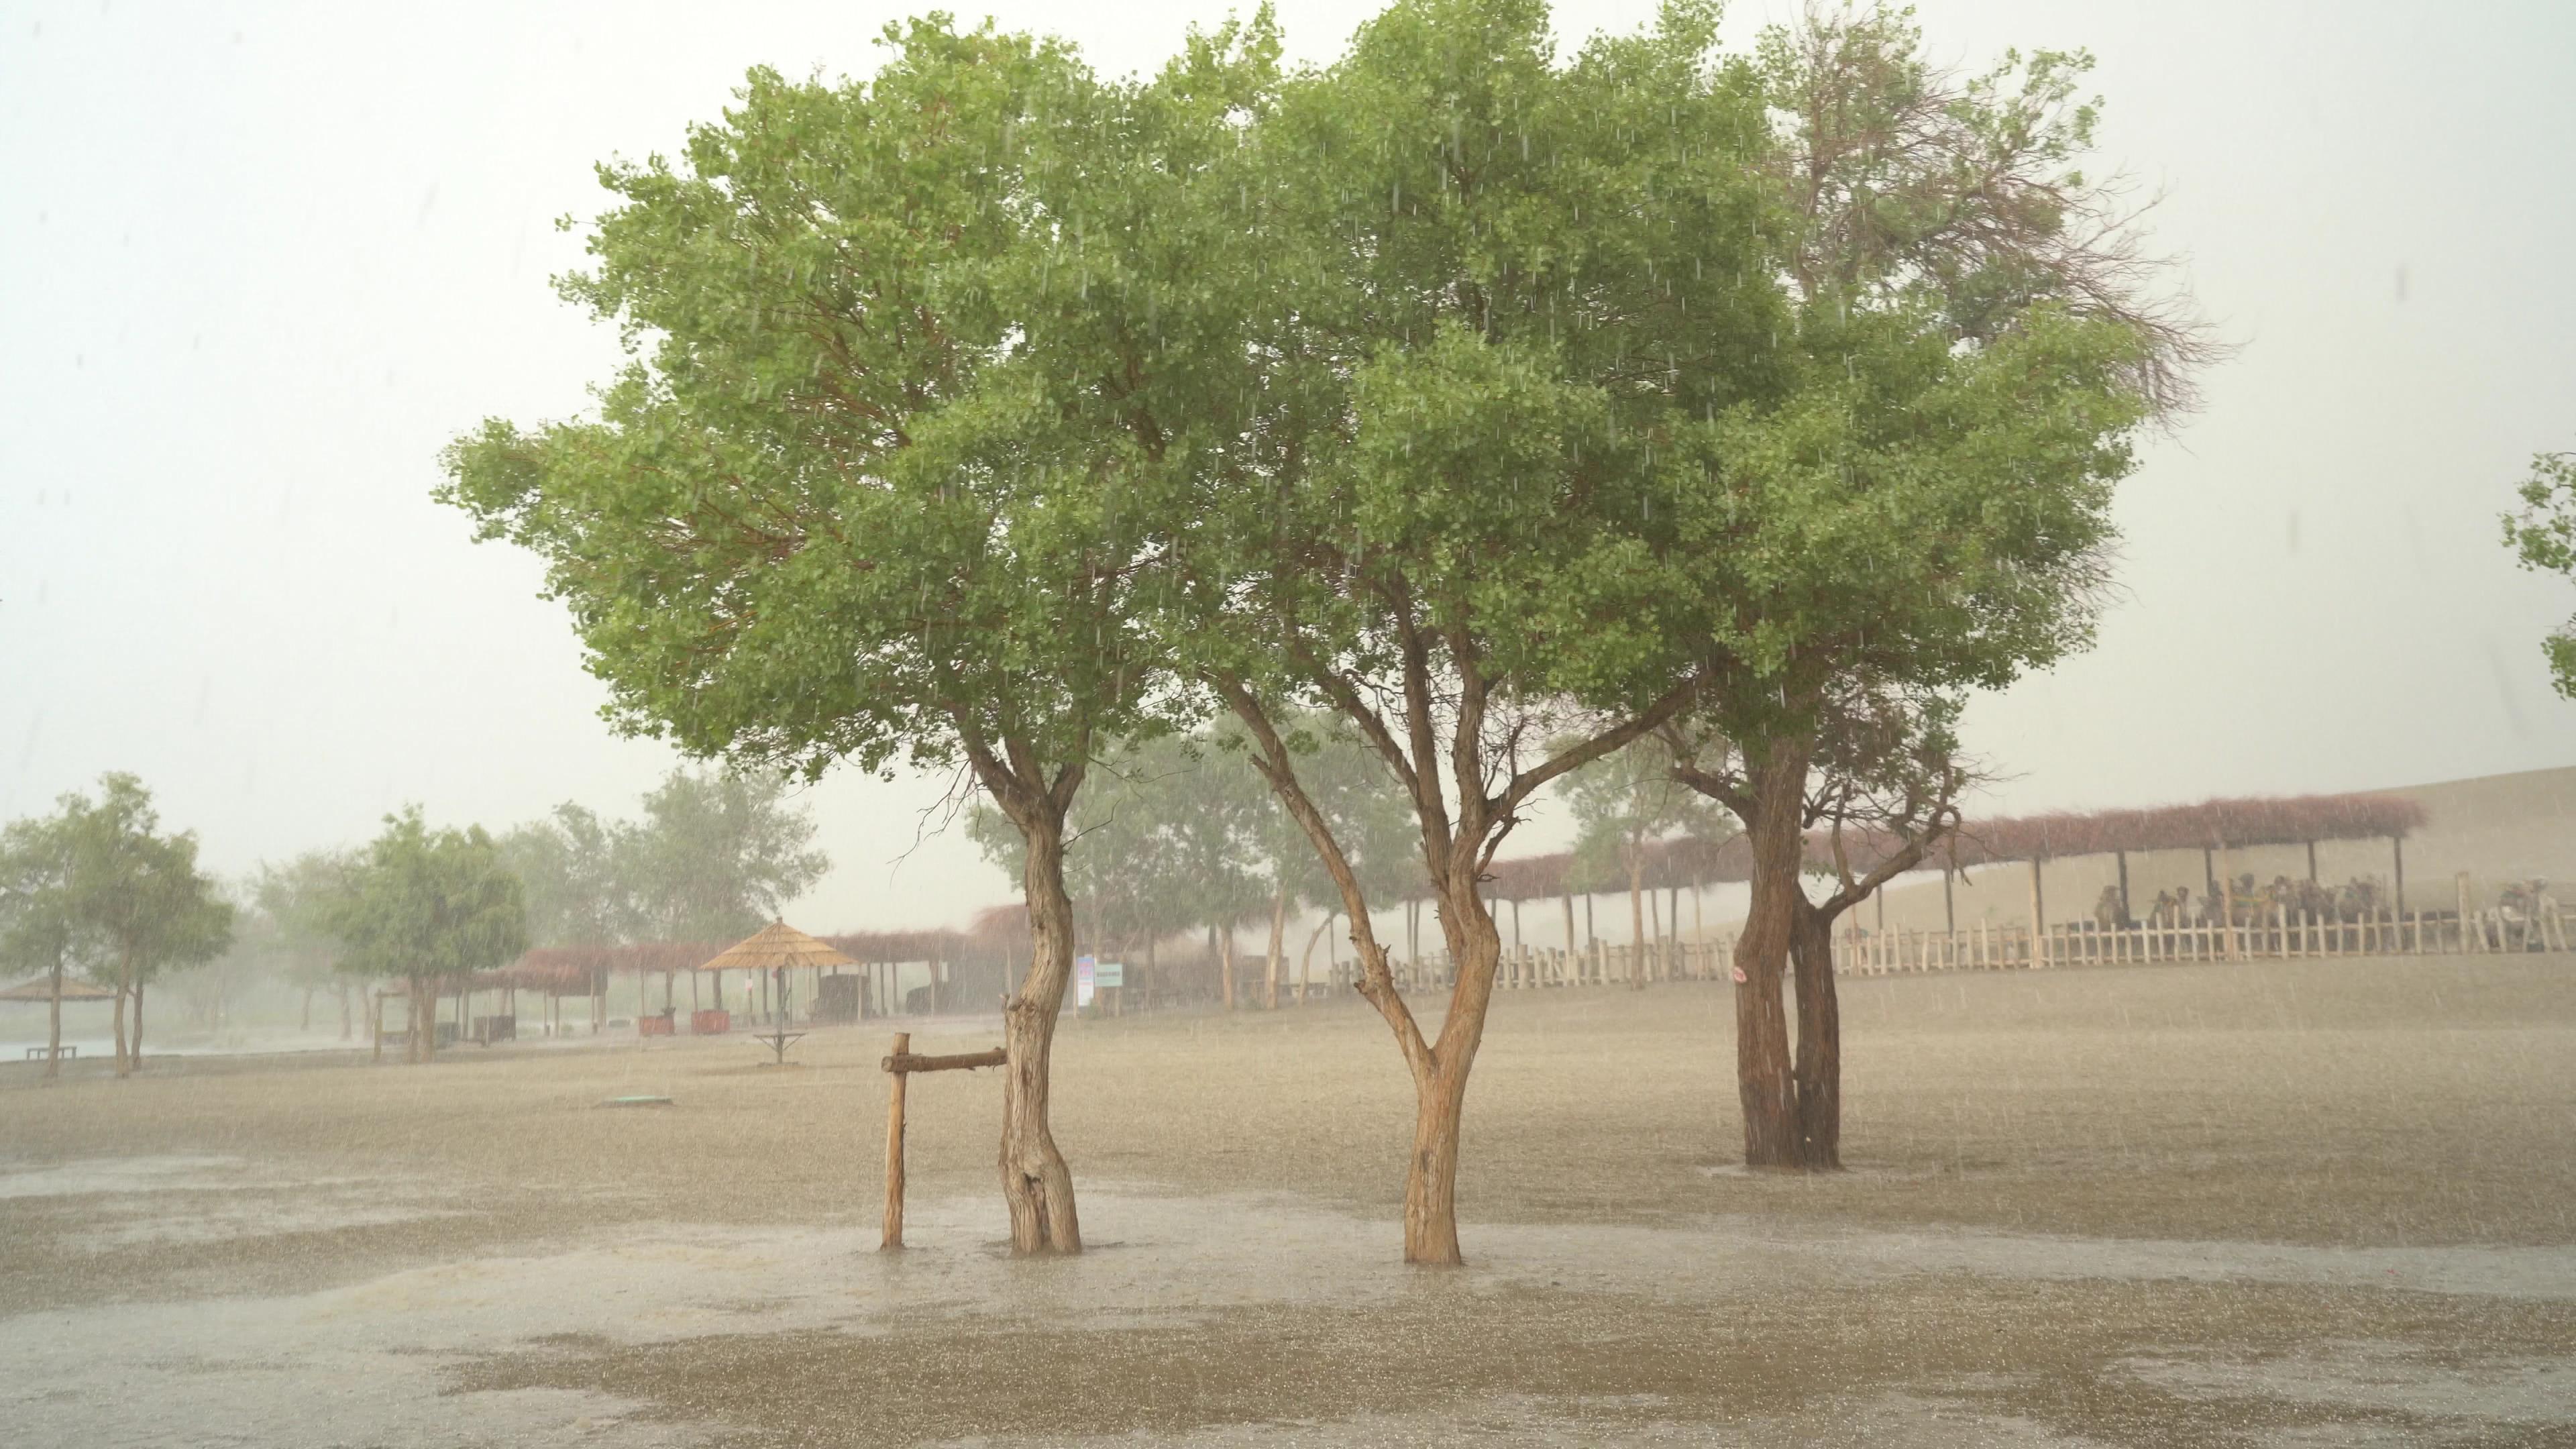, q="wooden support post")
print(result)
[2027,858,2047,969]
[2392,835,2407,917]
[882,1032,909,1251]
[2219,847,2239,963]
[2457,872,2474,954]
